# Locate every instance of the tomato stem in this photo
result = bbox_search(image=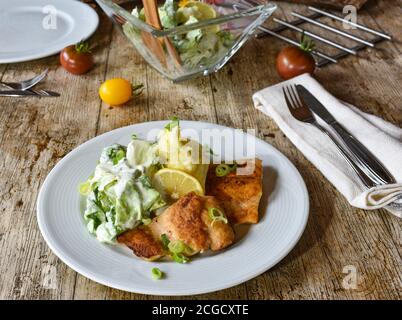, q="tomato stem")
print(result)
[299,32,315,52]
[132,83,144,96]
[75,41,91,54]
